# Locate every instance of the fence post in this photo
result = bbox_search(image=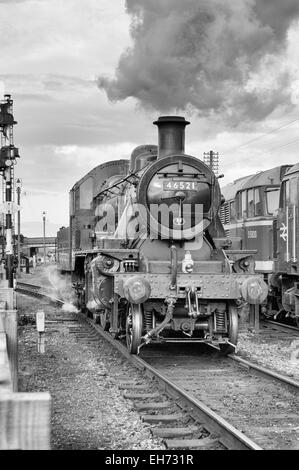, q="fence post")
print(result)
[0,392,51,449]
[36,311,45,354]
